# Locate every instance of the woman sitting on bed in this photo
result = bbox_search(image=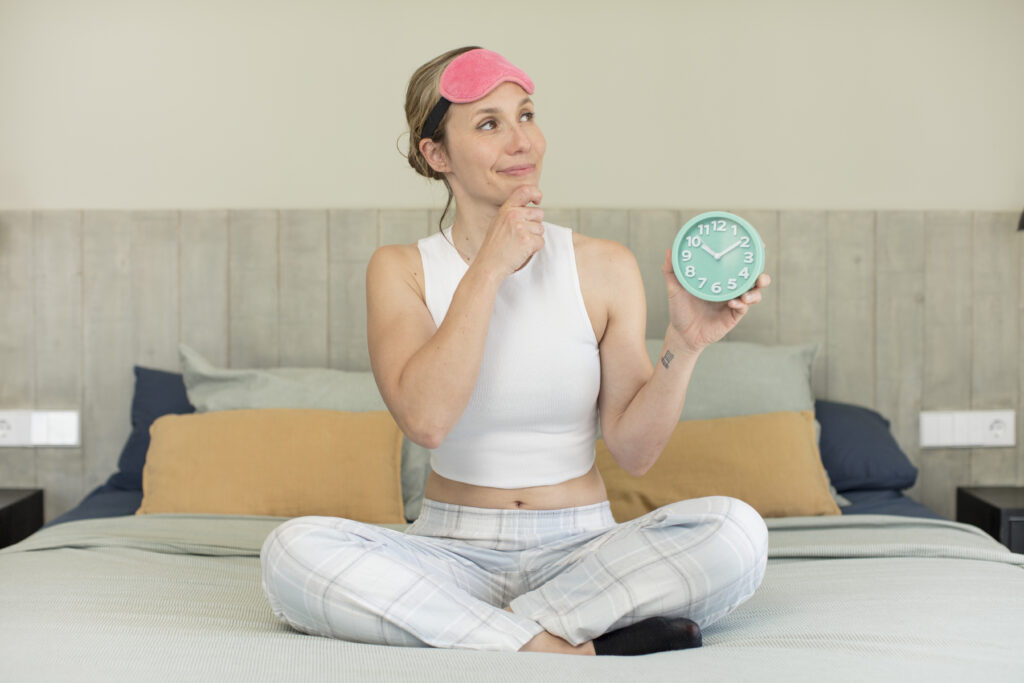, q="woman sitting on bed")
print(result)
[261,46,772,656]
